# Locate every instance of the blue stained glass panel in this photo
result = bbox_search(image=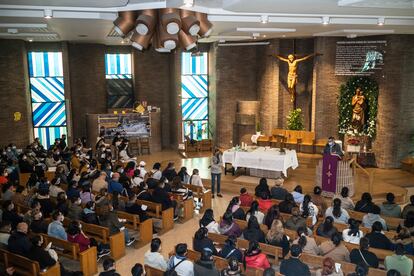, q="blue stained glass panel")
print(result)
[30,77,64,103]
[105,54,132,76]
[182,98,208,120]
[181,75,208,98]
[183,120,208,141]
[28,52,63,77]
[181,52,207,75]
[32,102,67,127]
